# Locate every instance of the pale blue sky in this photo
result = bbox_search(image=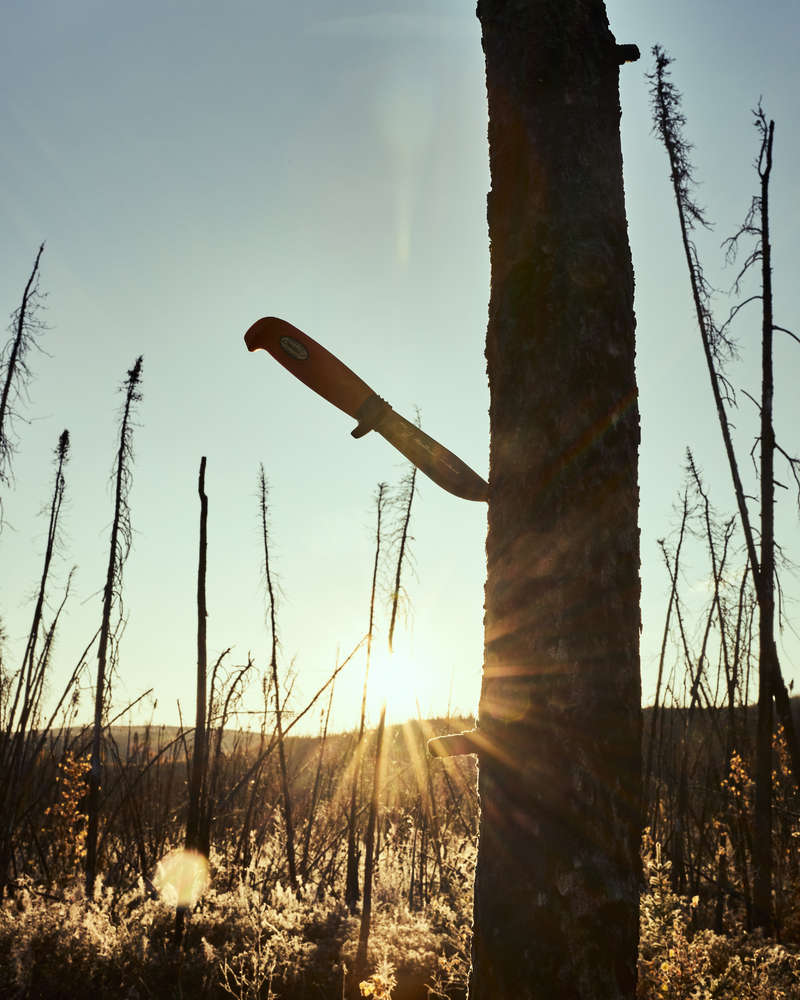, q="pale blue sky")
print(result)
[1,0,798,733]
